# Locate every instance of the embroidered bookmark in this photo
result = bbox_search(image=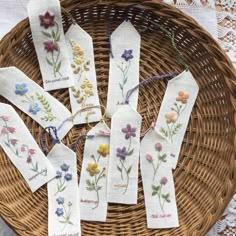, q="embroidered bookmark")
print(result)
[107,104,142,204]
[27,0,74,91]
[47,143,80,236]
[0,67,73,140]
[140,141,179,229]
[106,20,141,117]
[155,70,199,169]
[0,103,55,192]
[65,24,102,124]
[79,121,110,222]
